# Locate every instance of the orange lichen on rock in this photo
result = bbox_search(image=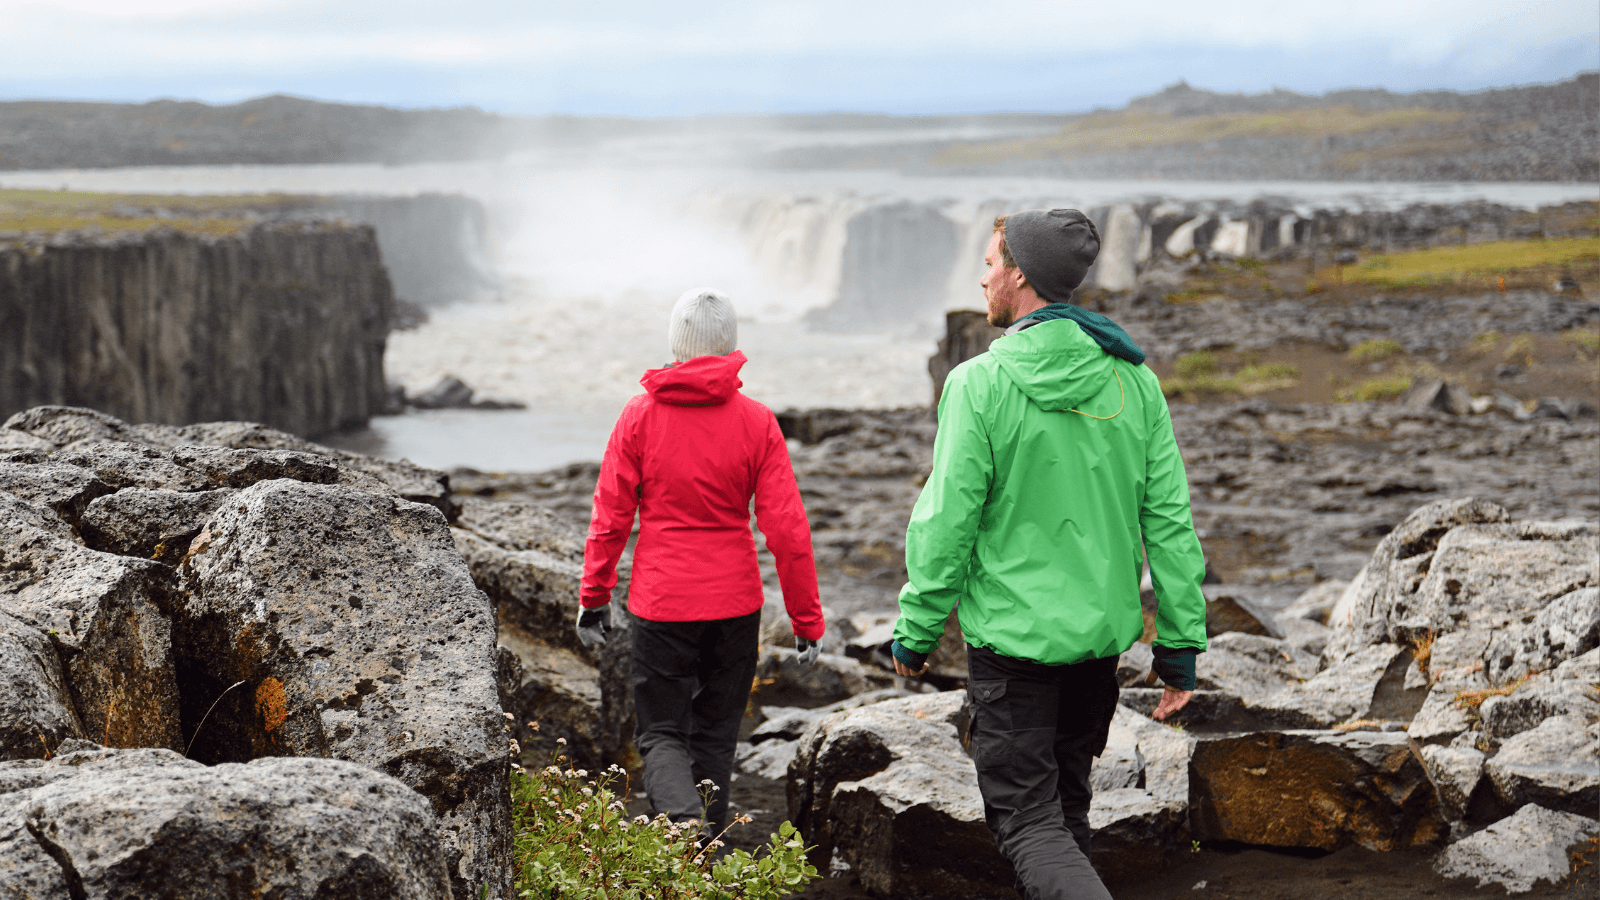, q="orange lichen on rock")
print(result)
[256,677,288,732]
